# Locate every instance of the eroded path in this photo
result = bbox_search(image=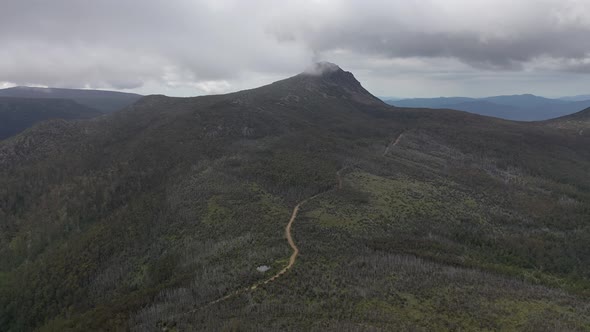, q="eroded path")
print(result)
[253,200,301,287]
[206,169,344,306]
[208,131,402,309]
[174,133,403,320]
[383,132,404,156]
